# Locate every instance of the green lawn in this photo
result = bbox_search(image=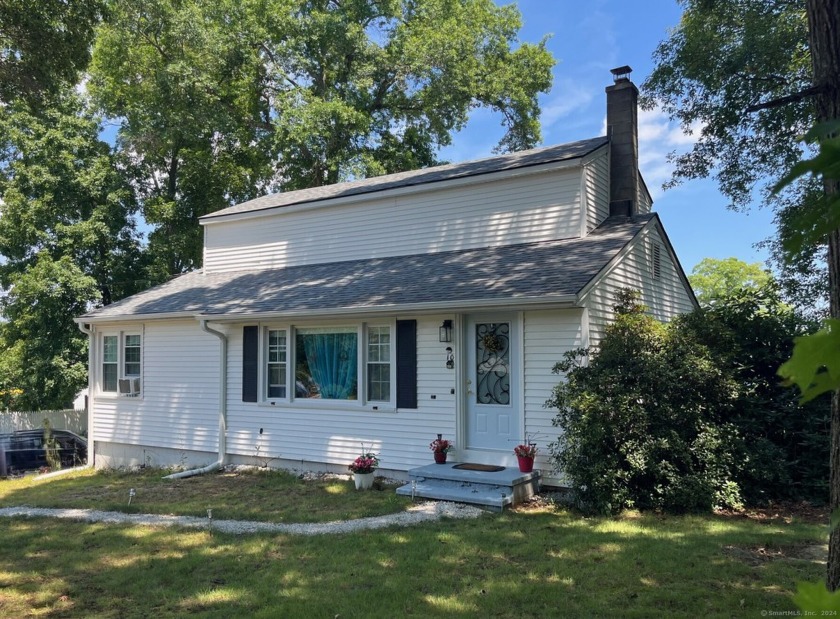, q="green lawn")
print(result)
[0,469,827,618]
